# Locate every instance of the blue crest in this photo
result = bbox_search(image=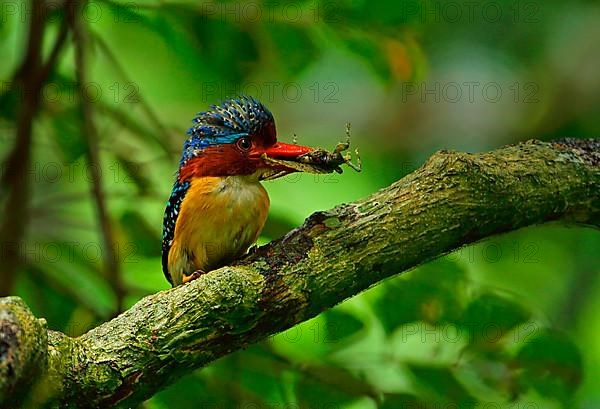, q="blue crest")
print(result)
[181,96,275,166]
